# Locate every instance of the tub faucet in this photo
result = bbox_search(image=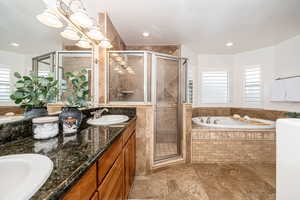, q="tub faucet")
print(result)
[206,117,211,124]
[92,108,109,119]
[213,119,219,124]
